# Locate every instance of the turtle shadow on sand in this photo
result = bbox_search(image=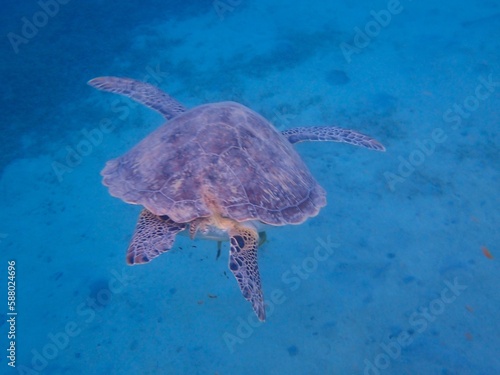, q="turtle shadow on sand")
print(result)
[89,76,385,321]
